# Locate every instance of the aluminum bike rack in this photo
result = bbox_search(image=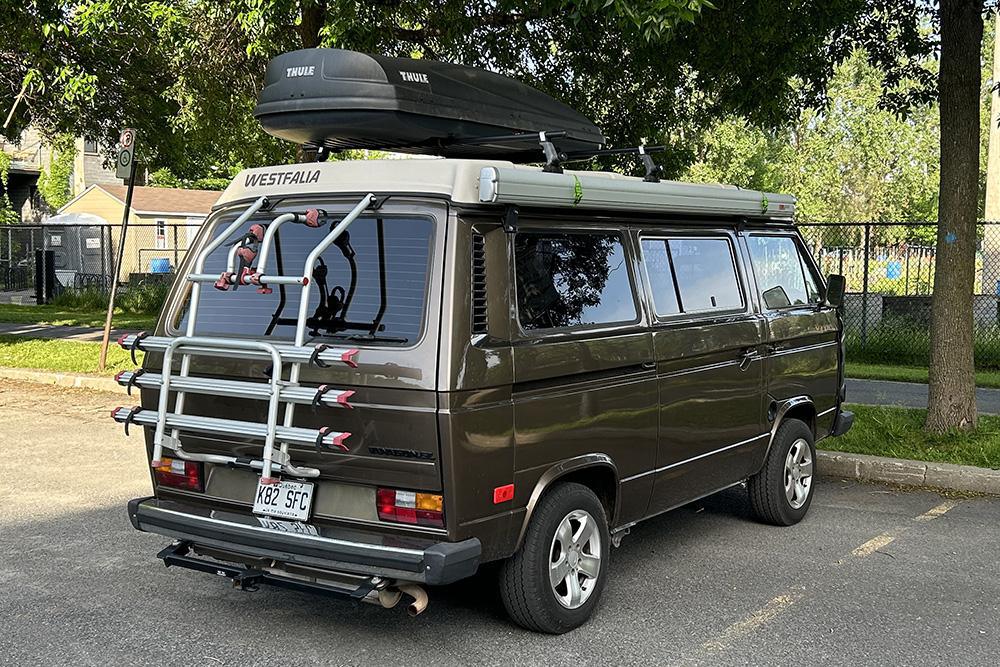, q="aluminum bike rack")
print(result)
[112,193,377,483]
